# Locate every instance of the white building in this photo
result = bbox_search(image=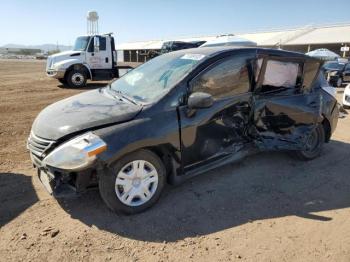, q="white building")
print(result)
[116,23,350,63]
